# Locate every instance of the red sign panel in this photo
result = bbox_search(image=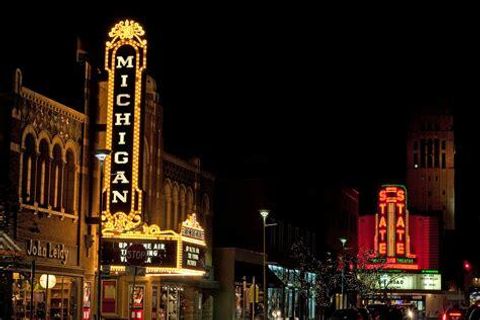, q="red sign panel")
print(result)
[101,280,117,314]
[374,185,417,270]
